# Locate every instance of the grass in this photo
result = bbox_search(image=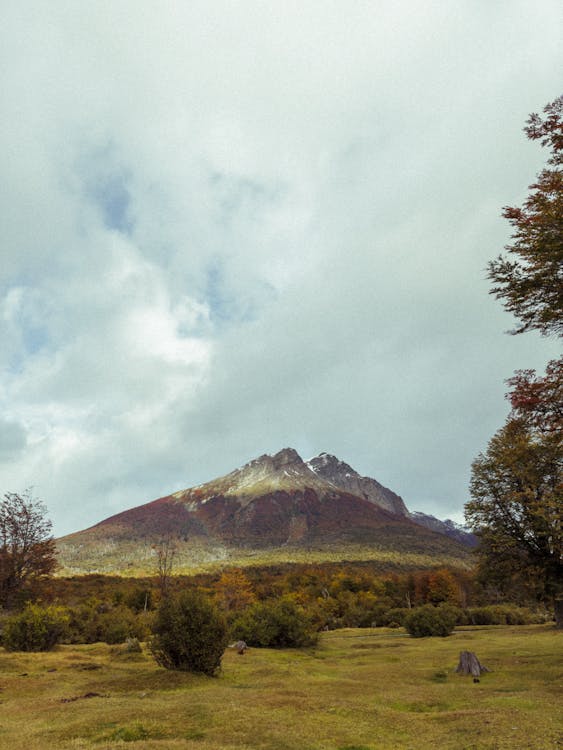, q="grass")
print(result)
[0,624,560,749]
